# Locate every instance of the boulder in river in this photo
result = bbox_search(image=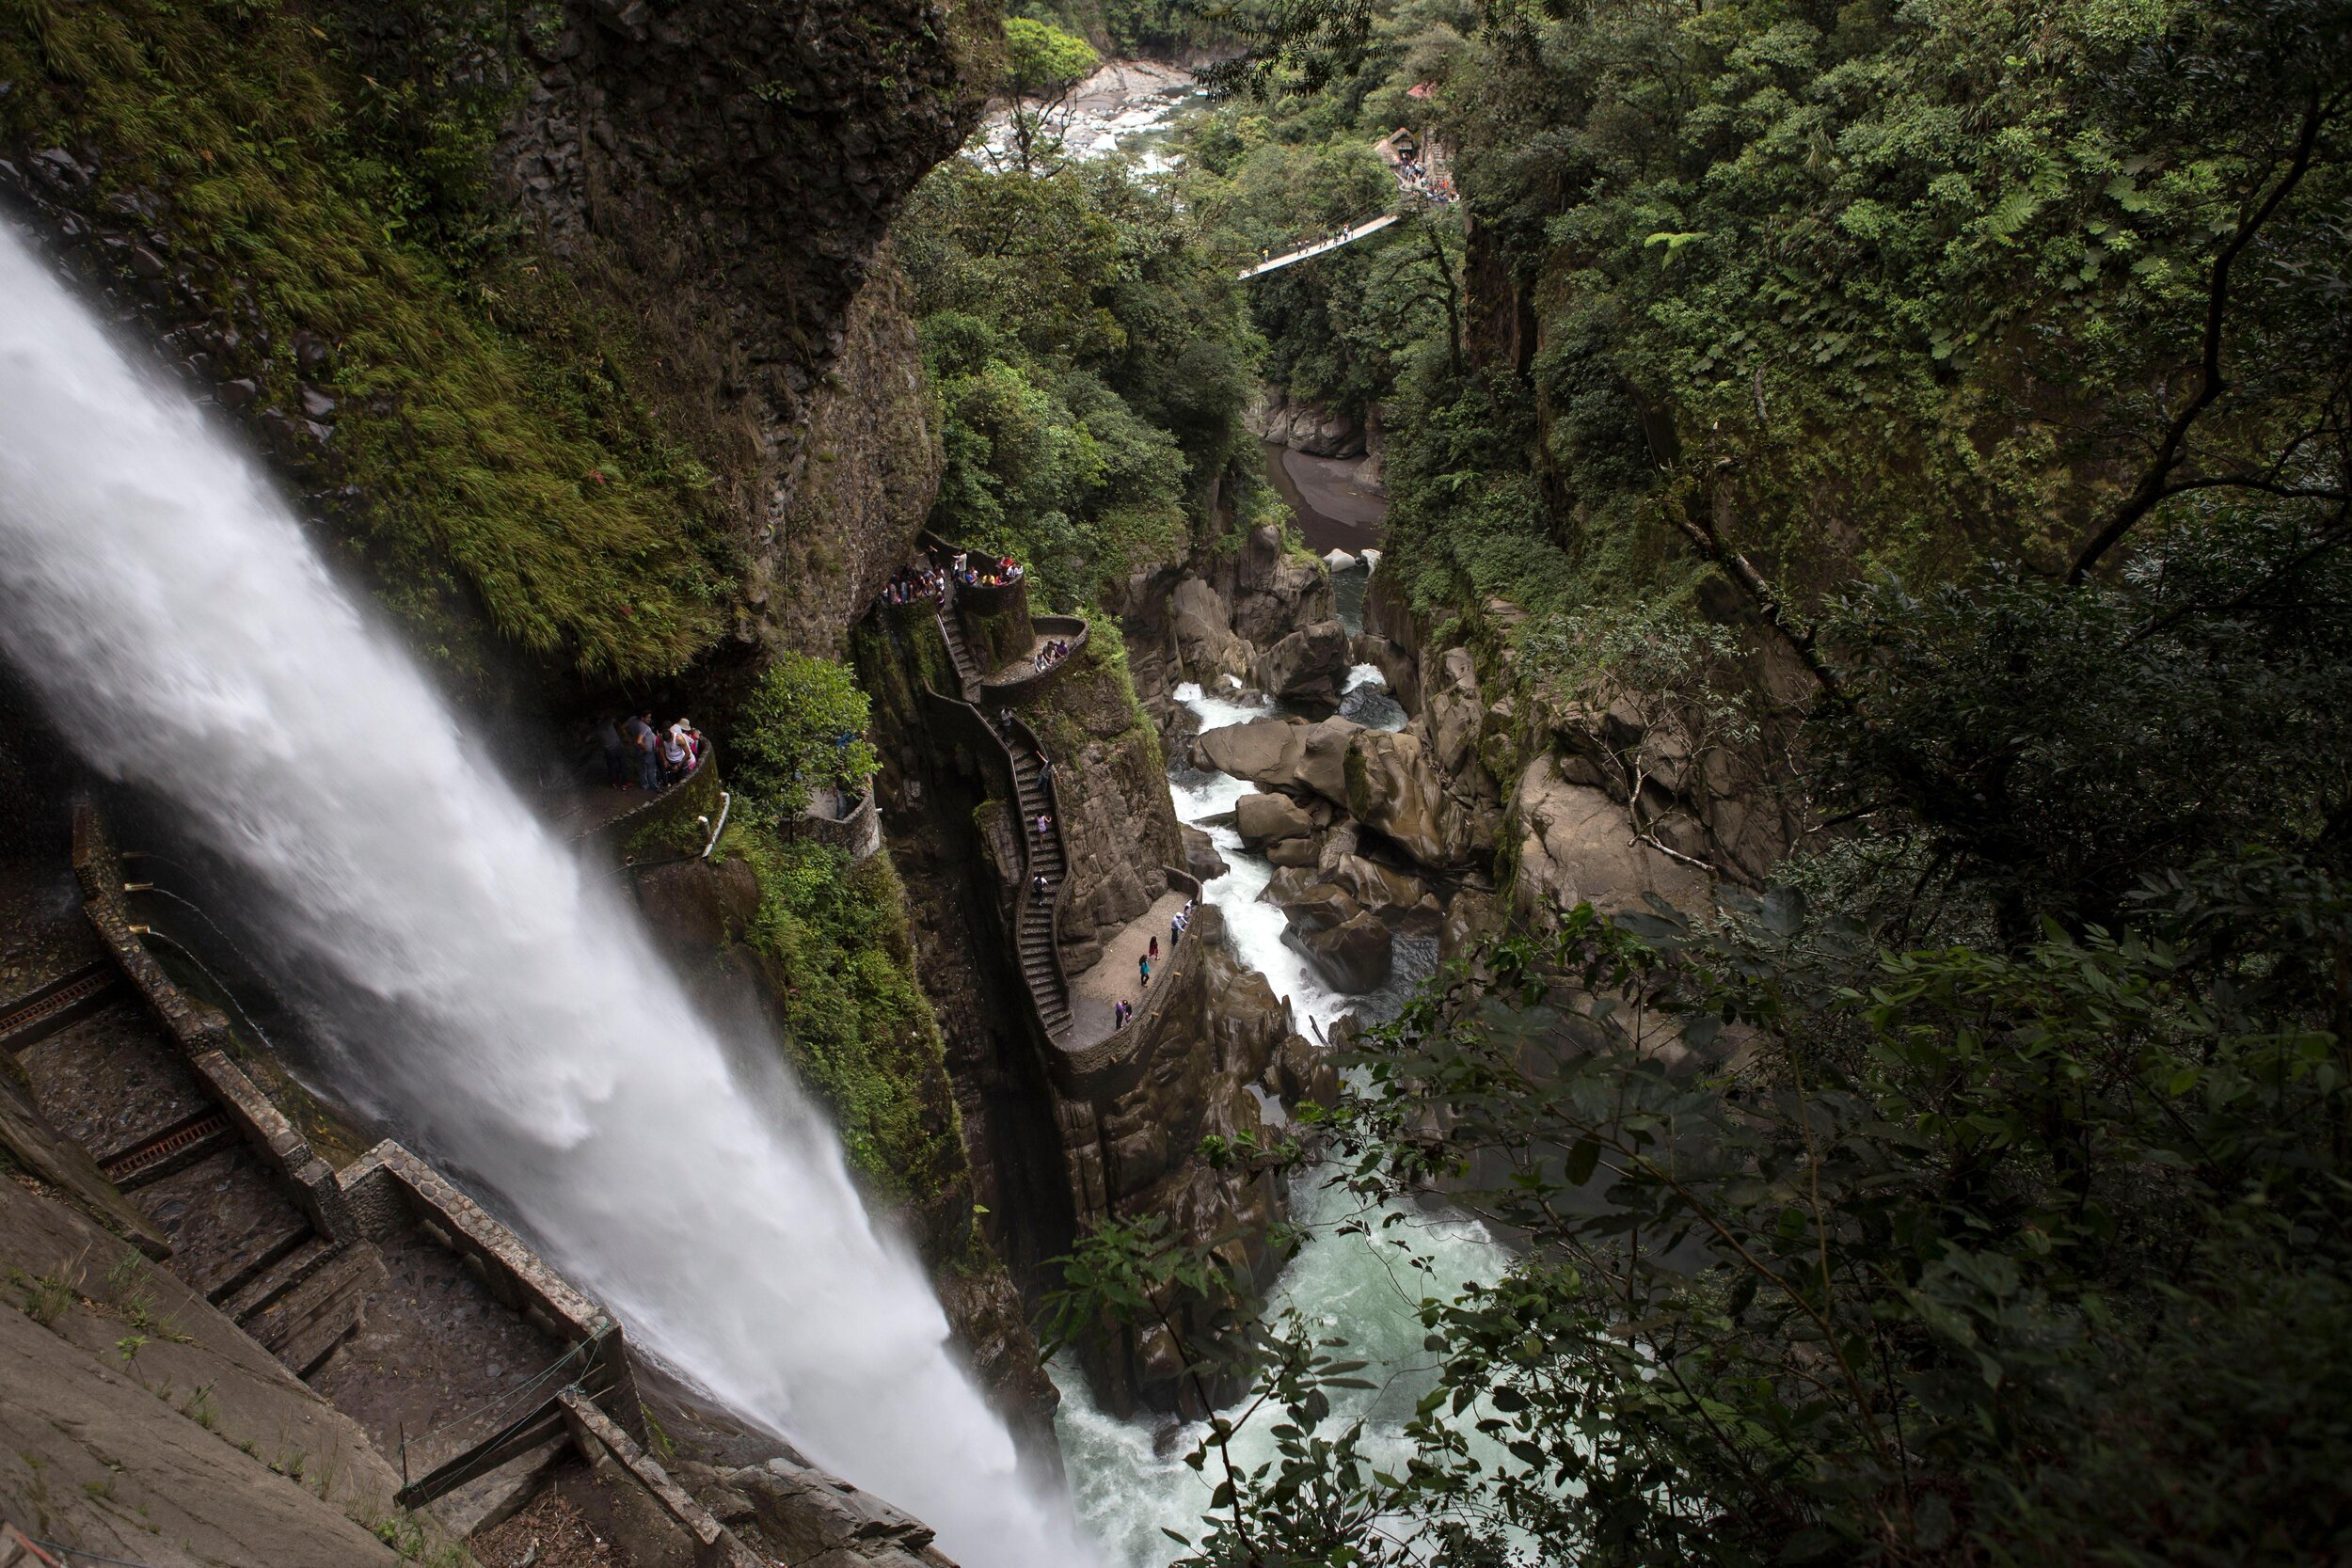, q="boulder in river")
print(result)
[1264,870,1359,934]
[1293,909,1393,993]
[1251,619,1352,711]
[1322,548,1358,572]
[1264,835,1323,868]
[1194,715,1362,807]
[1327,852,1427,916]
[1343,727,1467,868]
[1235,789,1314,845]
